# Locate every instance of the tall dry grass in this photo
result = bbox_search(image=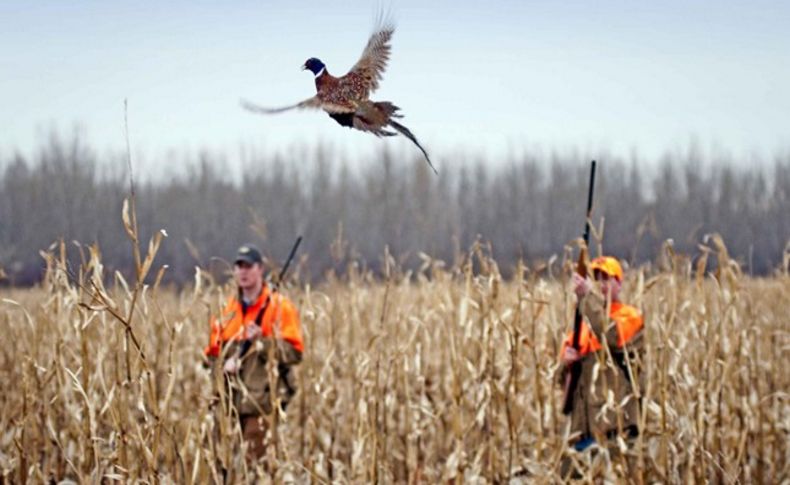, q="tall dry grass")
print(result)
[1,234,788,483]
